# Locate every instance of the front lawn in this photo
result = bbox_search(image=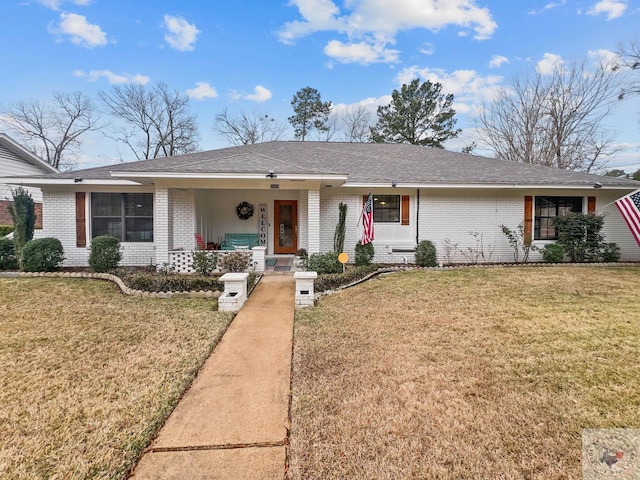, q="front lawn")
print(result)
[289,267,640,479]
[0,278,232,479]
